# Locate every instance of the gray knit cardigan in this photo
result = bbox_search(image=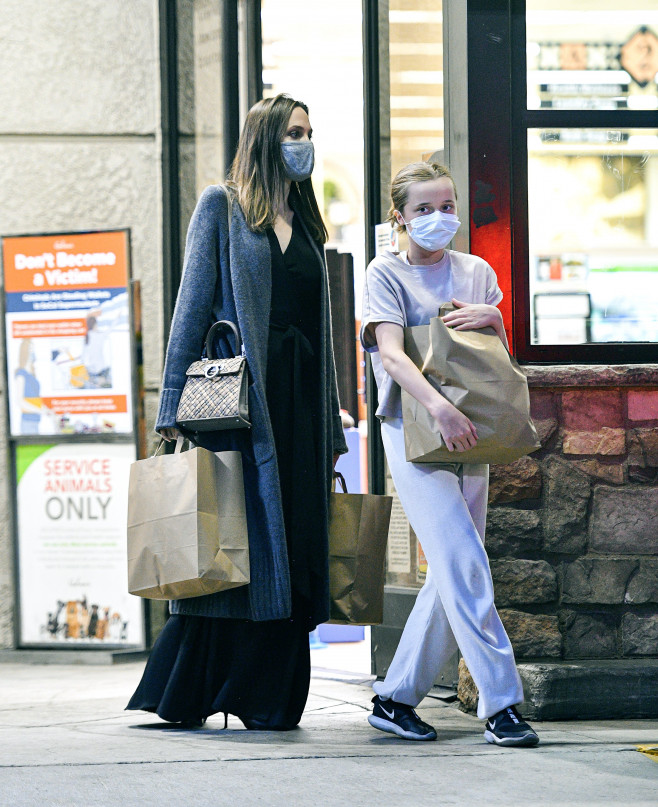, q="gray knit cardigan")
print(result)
[155,184,348,624]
